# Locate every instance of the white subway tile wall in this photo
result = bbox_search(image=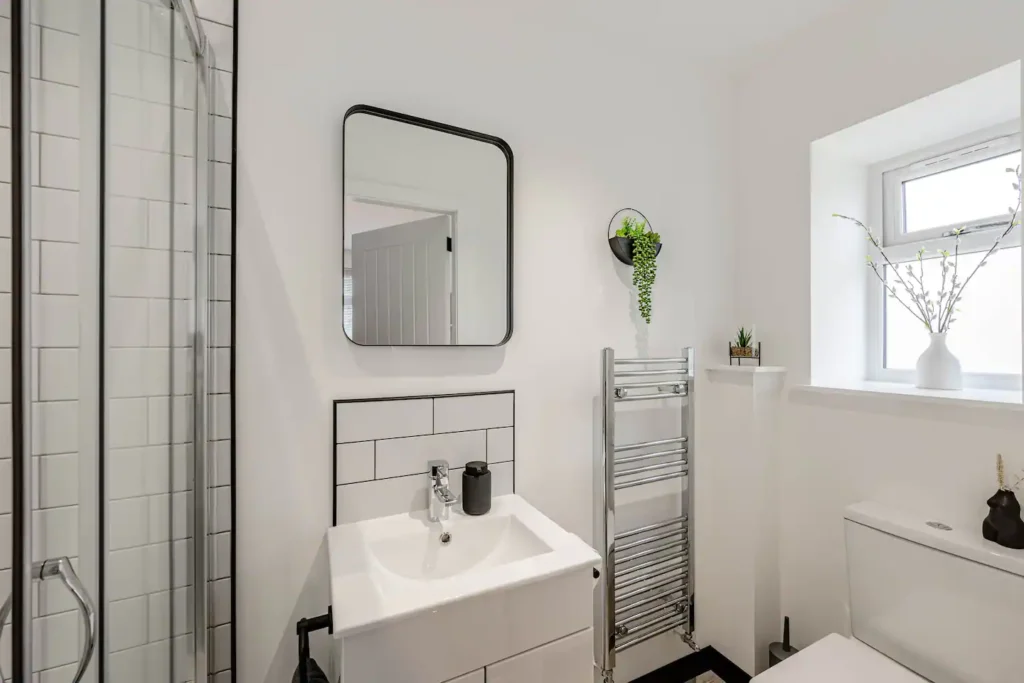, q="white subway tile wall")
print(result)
[334,392,515,524]
[0,0,234,680]
[334,398,433,443]
[335,441,374,485]
[486,427,514,464]
[3,3,86,678]
[432,393,514,433]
